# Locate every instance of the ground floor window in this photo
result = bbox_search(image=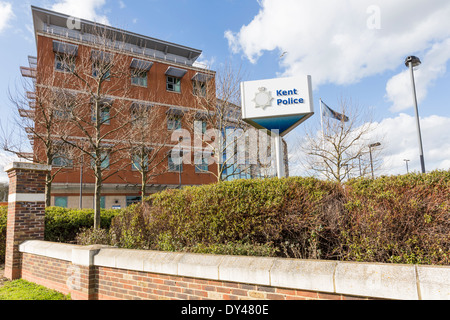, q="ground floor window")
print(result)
[126,196,141,207]
[55,196,68,208]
